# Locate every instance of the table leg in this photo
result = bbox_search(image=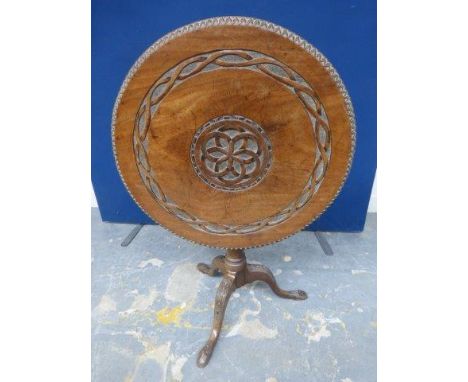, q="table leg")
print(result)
[197,276,236,367]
